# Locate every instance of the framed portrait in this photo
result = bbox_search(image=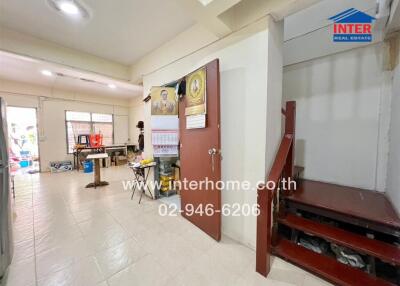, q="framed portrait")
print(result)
[185,67,206,116]
[151,87,178,116]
